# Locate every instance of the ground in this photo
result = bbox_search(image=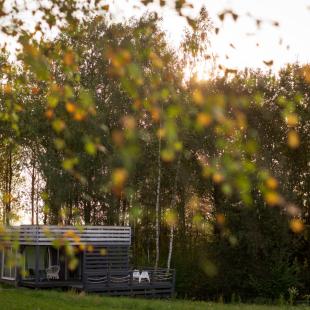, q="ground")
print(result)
[0,288,309,310]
